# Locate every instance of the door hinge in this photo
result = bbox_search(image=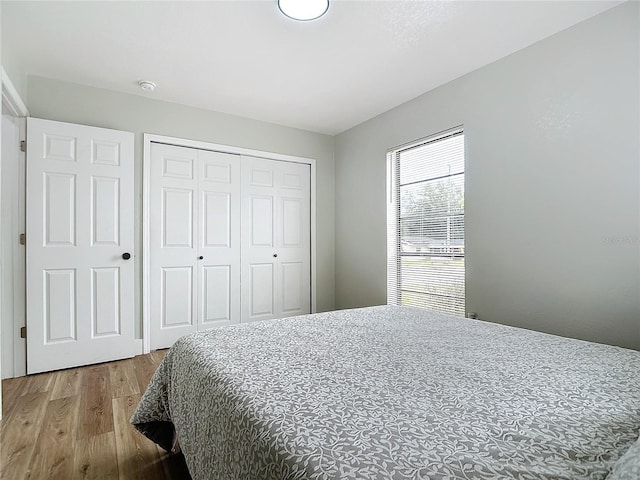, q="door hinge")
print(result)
[20,326,26,339]
[20,140,26,153]
[19,233,26,245]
